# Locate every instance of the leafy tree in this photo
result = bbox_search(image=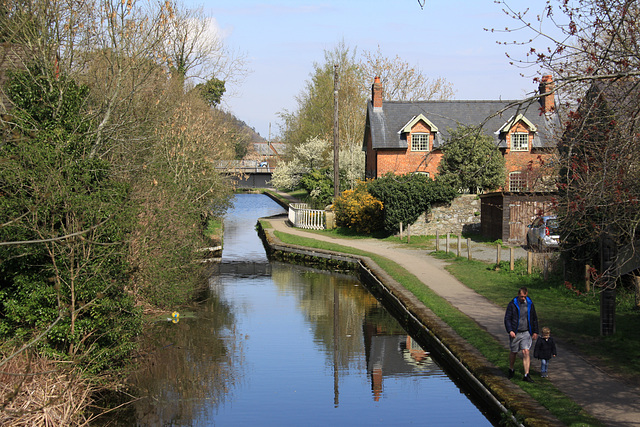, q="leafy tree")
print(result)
[339,141,365,190]
[0,65,141,372]
[279,42,457,152]
[279,41,365,149]
[194,77,226,107]
[367,173,457,235]
[438,125,506,194]
[269,136,331,190]
[0,0,236,379]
